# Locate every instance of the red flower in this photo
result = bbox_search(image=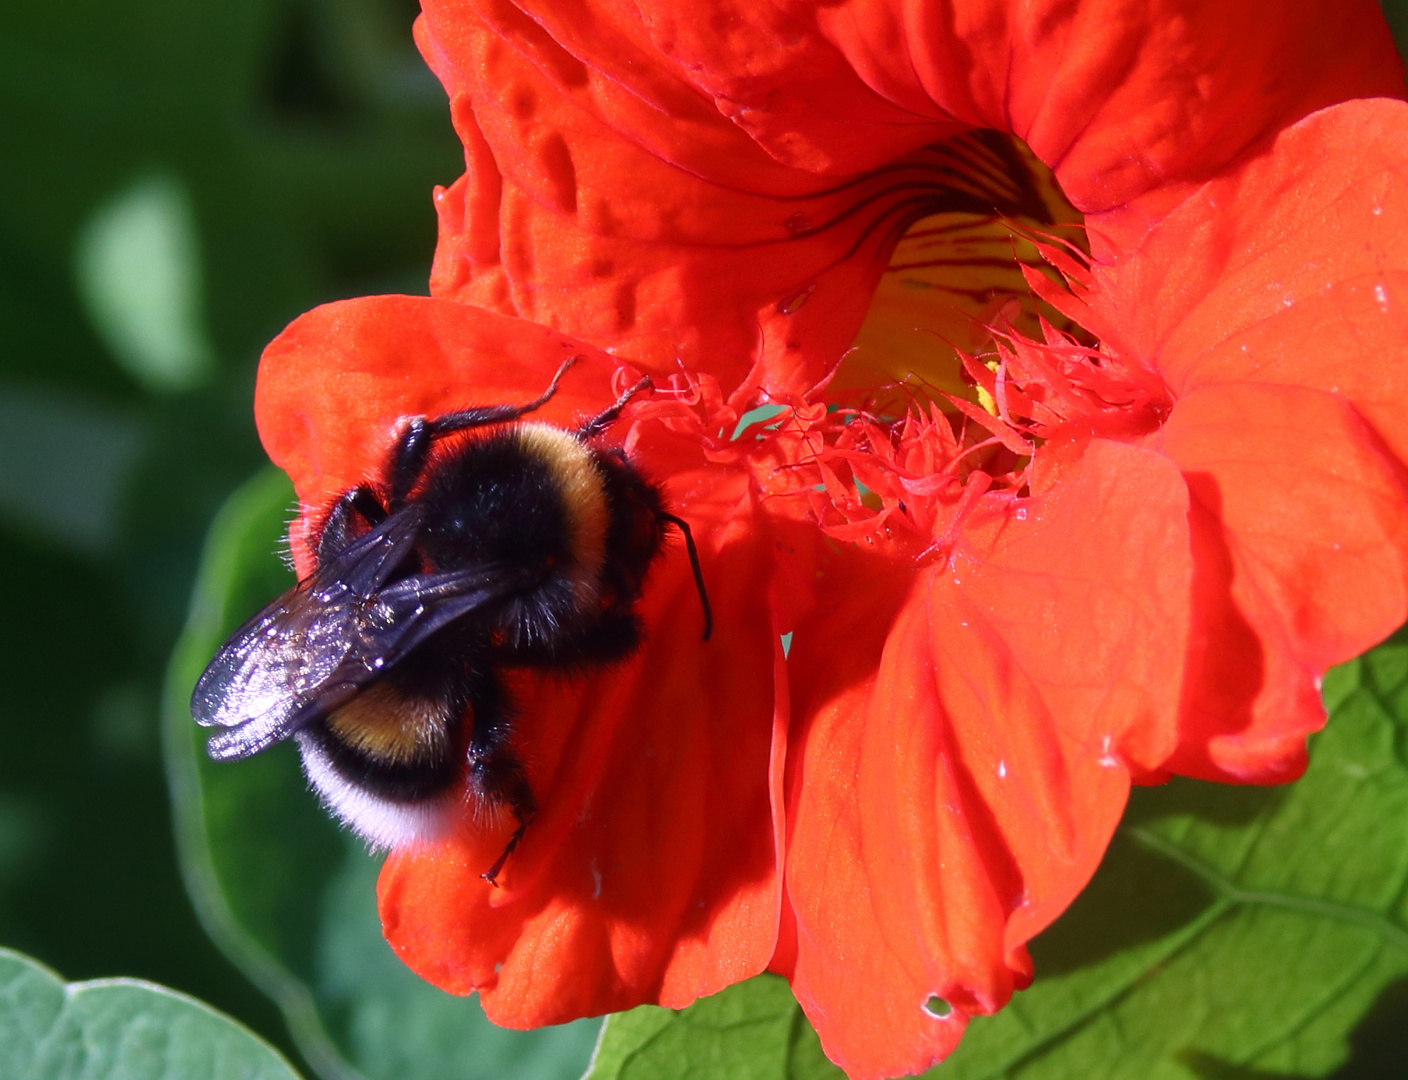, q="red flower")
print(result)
[253,2,1408,1078]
